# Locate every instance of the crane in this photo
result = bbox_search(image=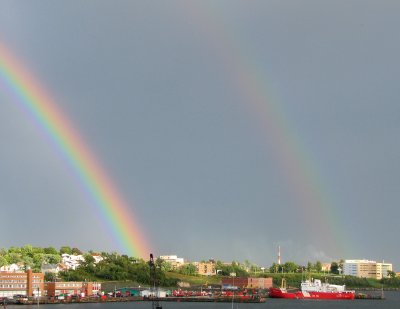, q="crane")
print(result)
[149,253,162,309]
